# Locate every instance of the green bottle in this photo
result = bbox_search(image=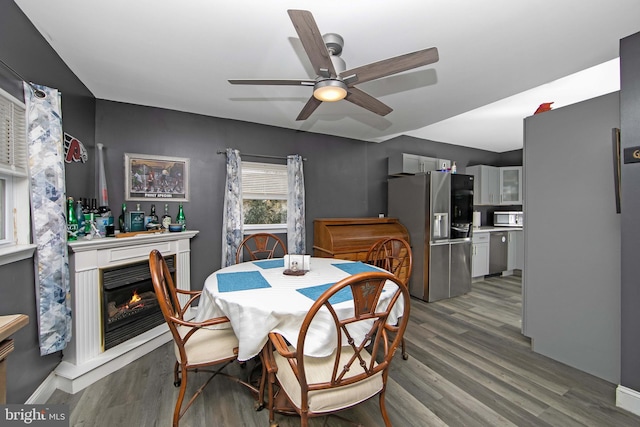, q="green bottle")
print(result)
[176,204,186,231]
[118,203,128,233]
[67,197,79,241]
